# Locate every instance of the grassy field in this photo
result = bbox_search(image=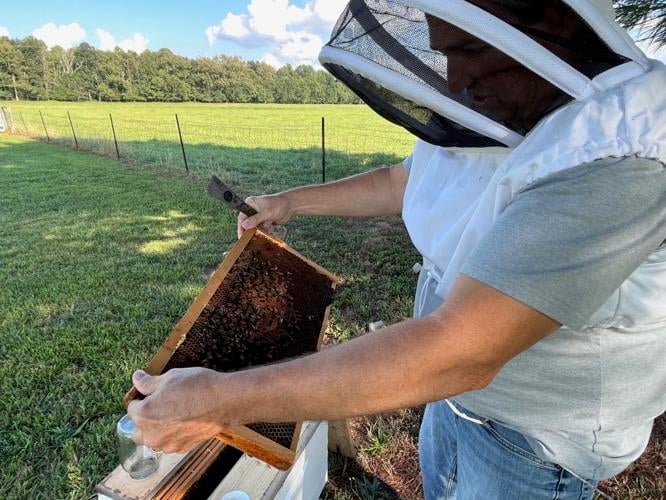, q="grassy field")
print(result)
[1,101,416,187]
